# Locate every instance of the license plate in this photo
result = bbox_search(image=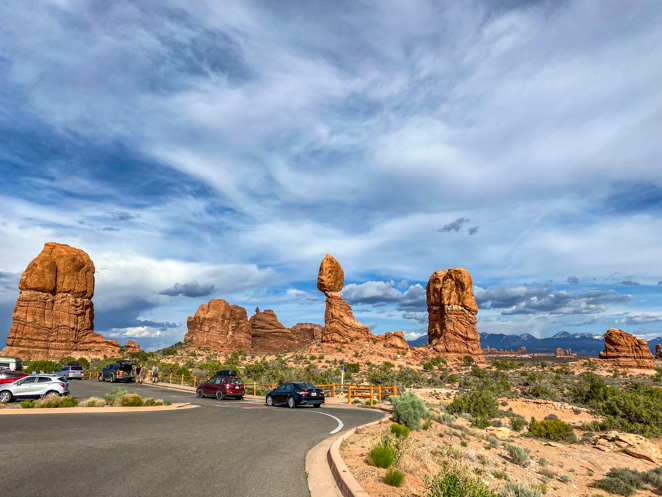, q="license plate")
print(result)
[311,392,317,397]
